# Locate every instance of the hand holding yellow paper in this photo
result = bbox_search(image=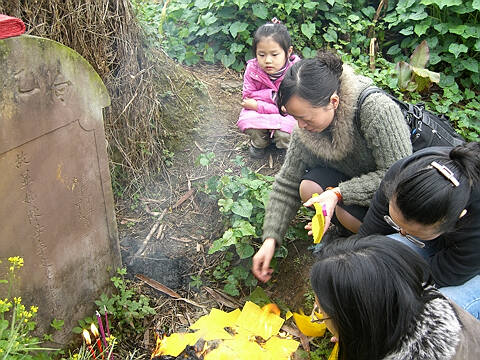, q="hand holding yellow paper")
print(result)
[310,193,327,244]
